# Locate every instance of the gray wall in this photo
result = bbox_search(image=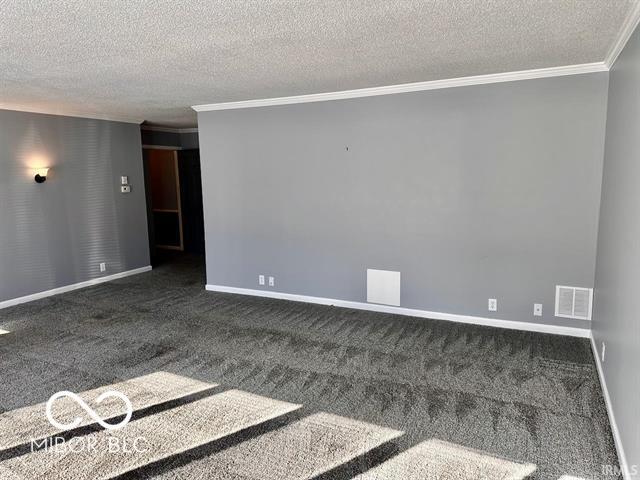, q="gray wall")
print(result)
[593,25,640,477]
[198,73,609,330]
[141,129,180,147]
[0,109,150,302]
[141,129,199,149]
[180,132,200,149]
